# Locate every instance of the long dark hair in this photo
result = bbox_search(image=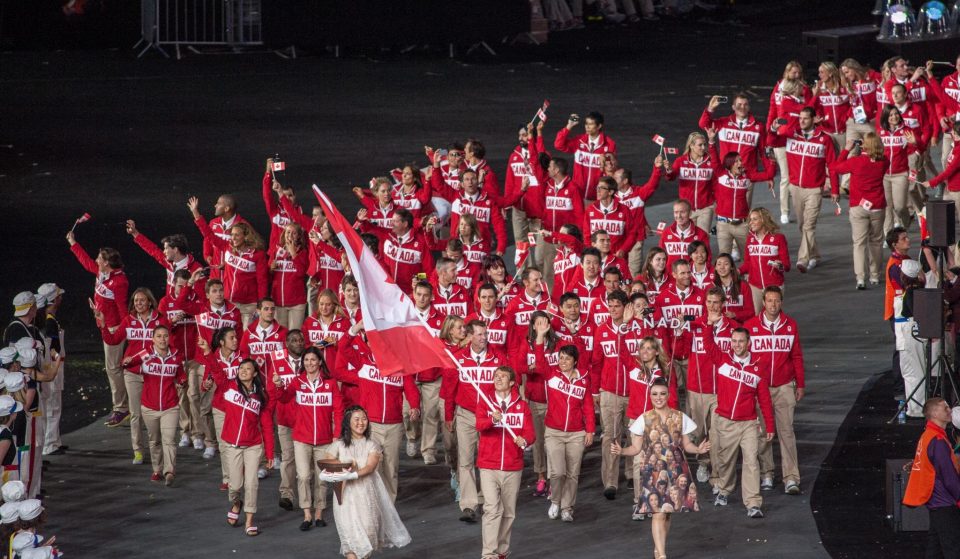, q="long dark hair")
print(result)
[236,358,268,406]
[301,346,331,379]
[526,310,558,351]
[713,254,742,301]
[340,405,370,447]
